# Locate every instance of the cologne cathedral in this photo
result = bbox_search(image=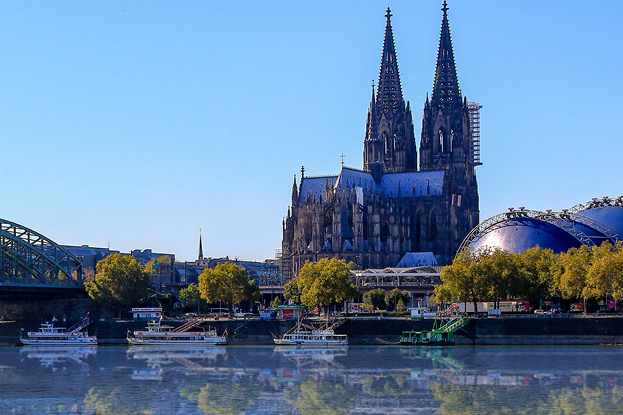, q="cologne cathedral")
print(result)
[281,3,481,279]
